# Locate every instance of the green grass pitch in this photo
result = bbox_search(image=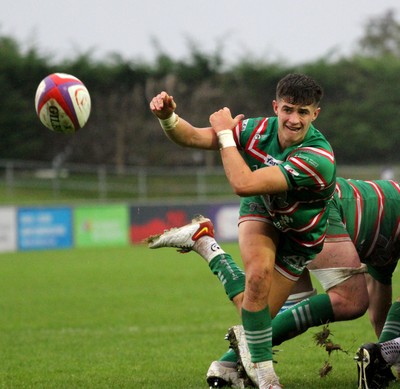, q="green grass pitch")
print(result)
[0,244,398,388]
